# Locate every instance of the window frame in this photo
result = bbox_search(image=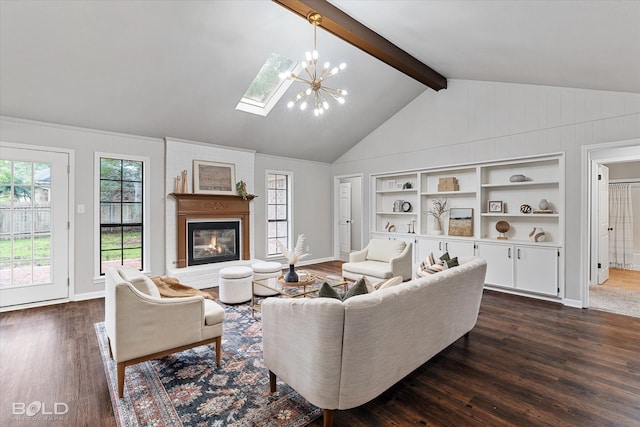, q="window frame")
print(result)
[265,170,293,259]
[94,152,150,277]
